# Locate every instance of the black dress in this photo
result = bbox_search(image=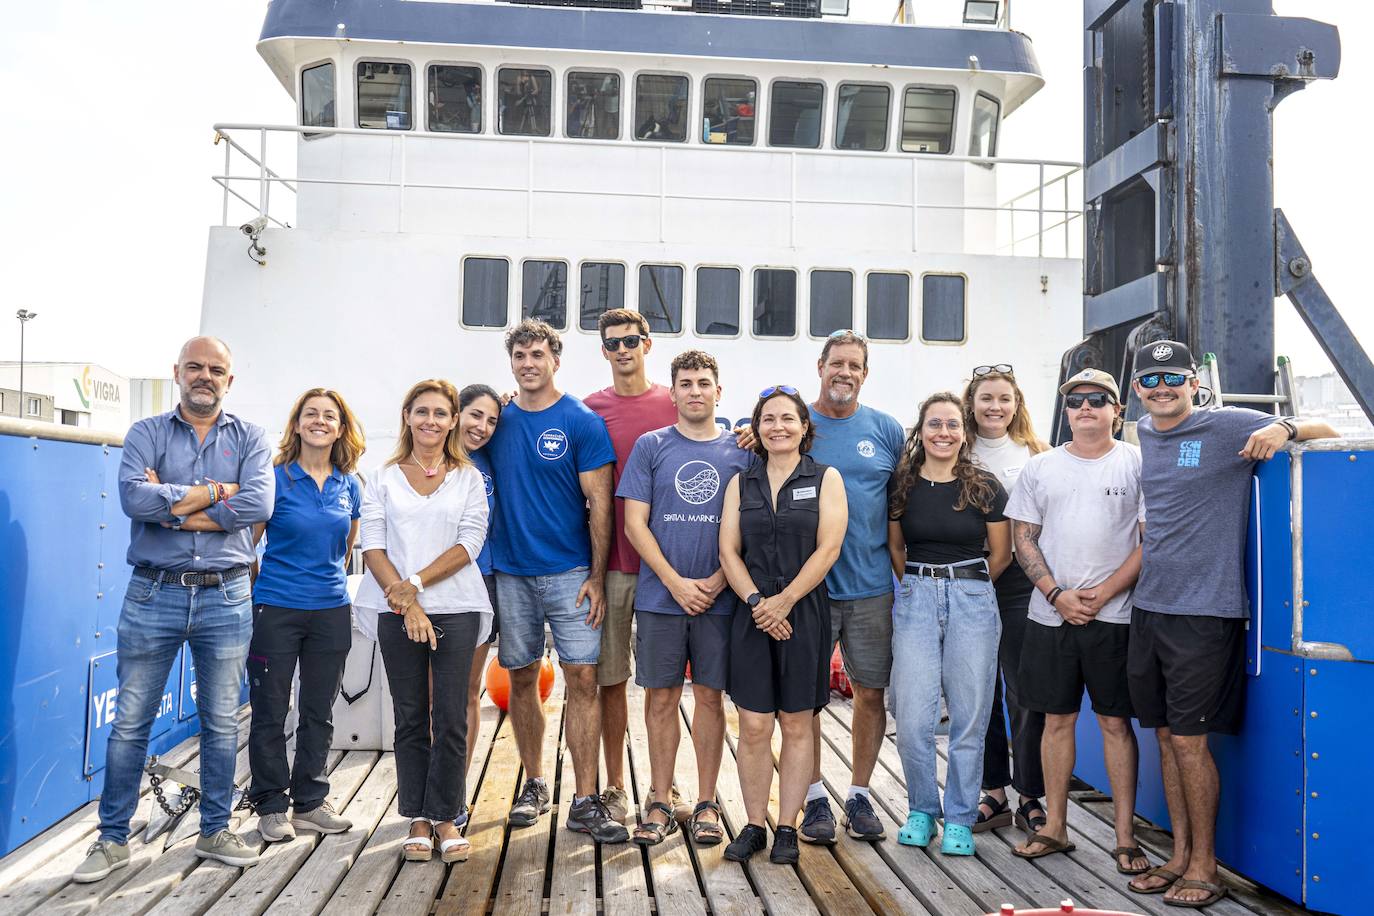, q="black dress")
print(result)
[727,454,832,715]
